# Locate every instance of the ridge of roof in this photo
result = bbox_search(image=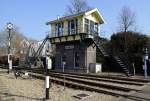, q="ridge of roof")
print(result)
[46,8,106,24]
[46,8,95,25]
